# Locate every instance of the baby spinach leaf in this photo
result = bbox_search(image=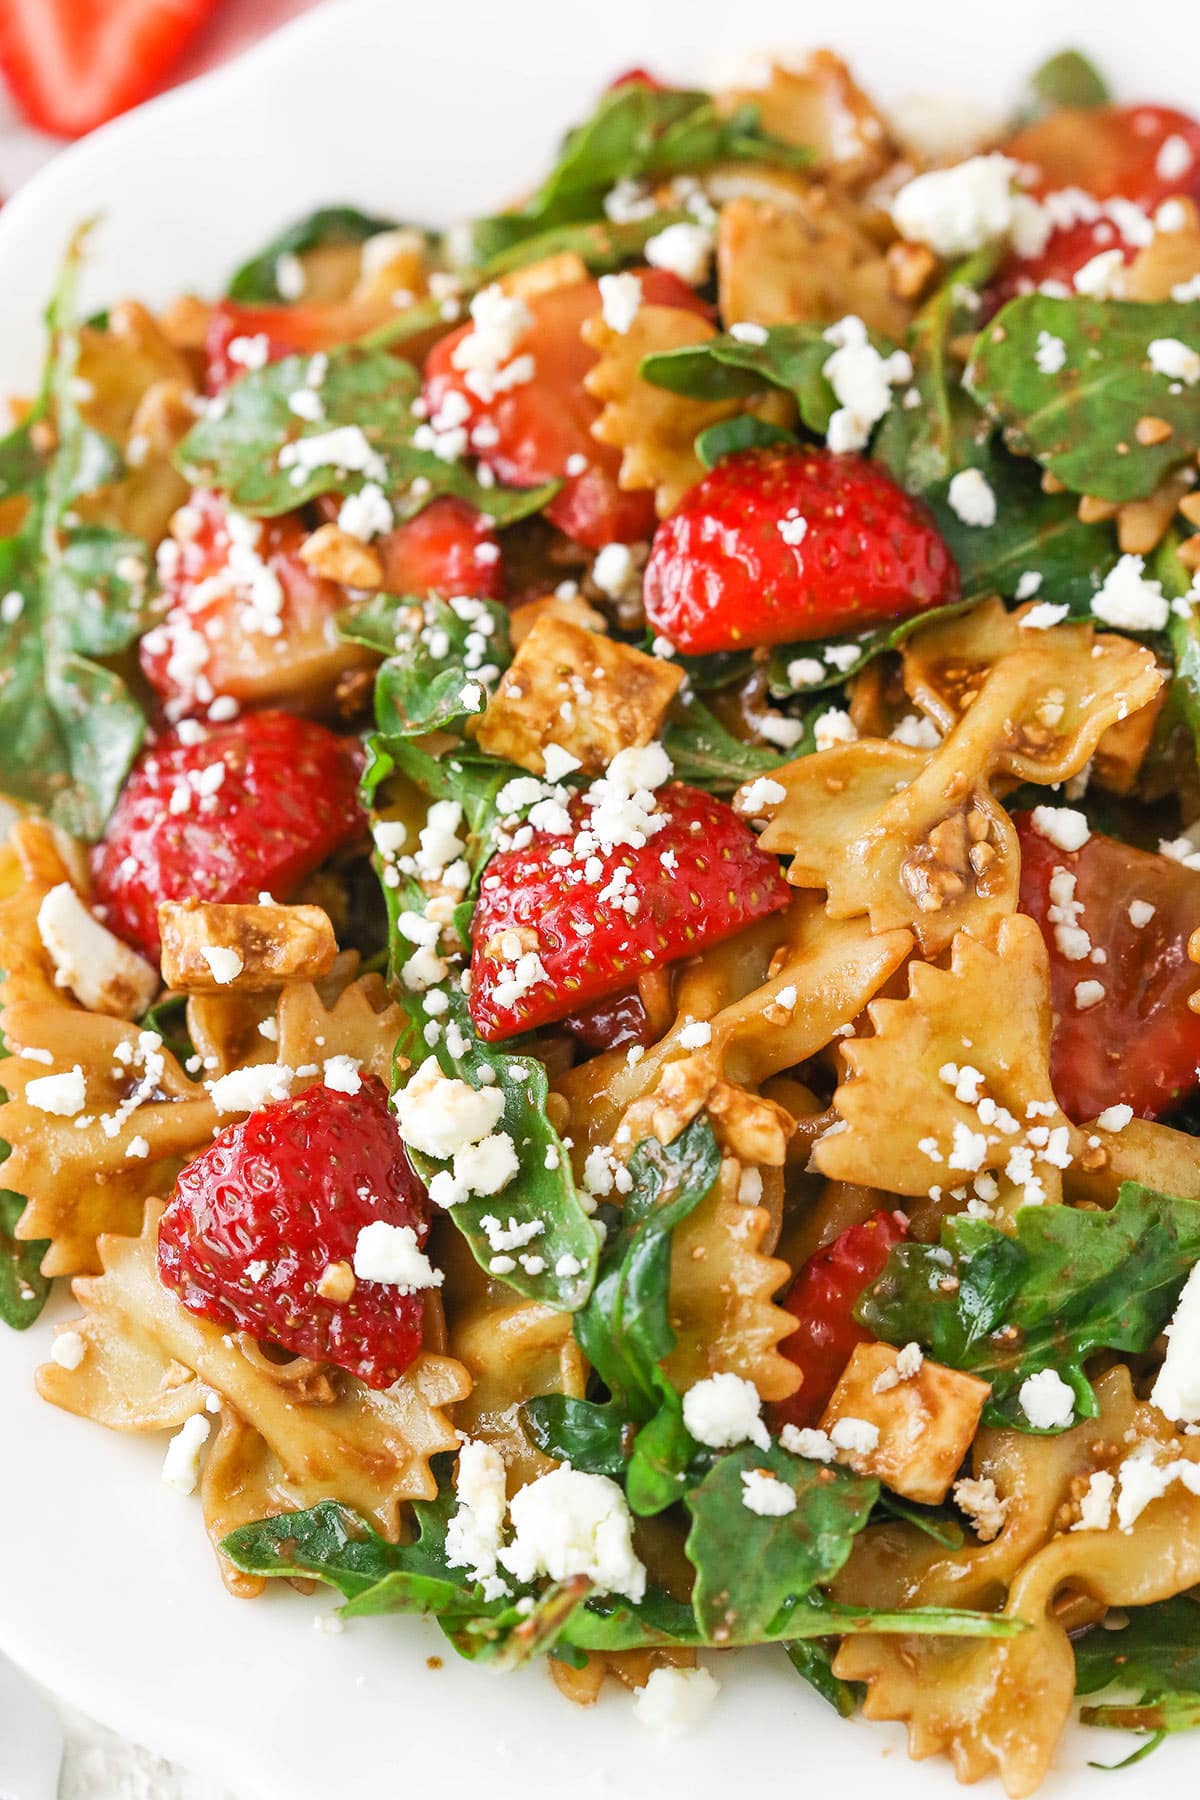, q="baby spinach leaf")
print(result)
[785,1638,863,1717]
[563,1587,699,1653]
[570,1117,722,1514]
[642,320,882,434]
[0,1185,49,1330]
[695,414,798,468]
[874,1492,965,1549]
[342,592,512,738]
[519,1394,630,1476]
[467,84,811,261]
[685,1442,879,1642]
[859,1182,1200,1429]
[176,345,557,523]
[763,598,976,698]
[662,692,798,792]
[1158,536,1200,766]
[1017,49,1111,123]
[475,210,690,281]
[1076,1598,1200,1698]
[227,205,399,302]
[967,297,1200,502]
